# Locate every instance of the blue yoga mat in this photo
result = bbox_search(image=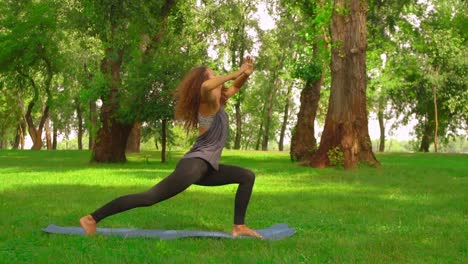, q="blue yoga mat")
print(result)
[43,223,295,240]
